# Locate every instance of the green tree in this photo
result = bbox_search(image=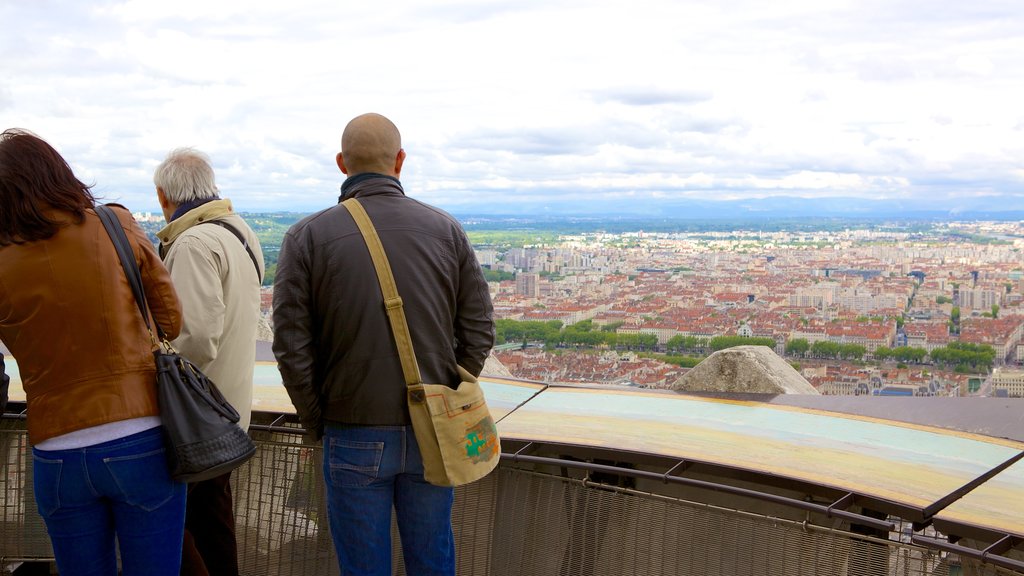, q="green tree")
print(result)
[666,335,707,353]
[615,333,658,350]
[494,319,563,345]
[930,342,995,372]
[785,338,810,357]
[838,343,866,360]
[562,329,606,347]
[890,346,927,363]
[262,263,277,287]
[810,340,841,359]
[693,336,710,351]
[666,335,686,352]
